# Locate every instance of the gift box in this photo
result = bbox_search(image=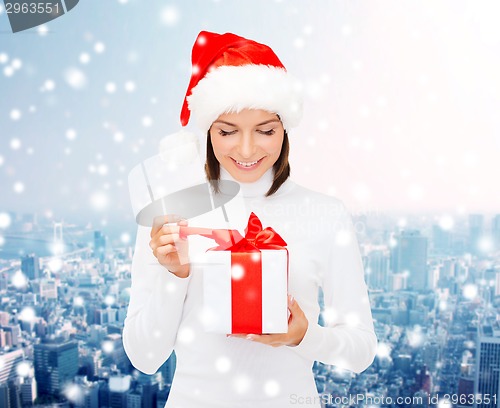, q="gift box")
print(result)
[201,213,289,334]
